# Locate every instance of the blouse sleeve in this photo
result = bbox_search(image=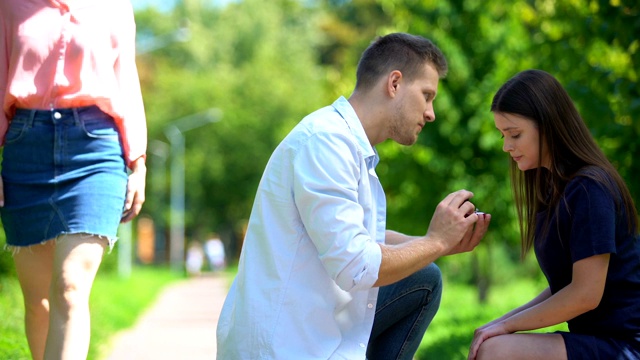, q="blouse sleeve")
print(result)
[565,176,618,262]
[0,6,10,143]
[114,1,147,166]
